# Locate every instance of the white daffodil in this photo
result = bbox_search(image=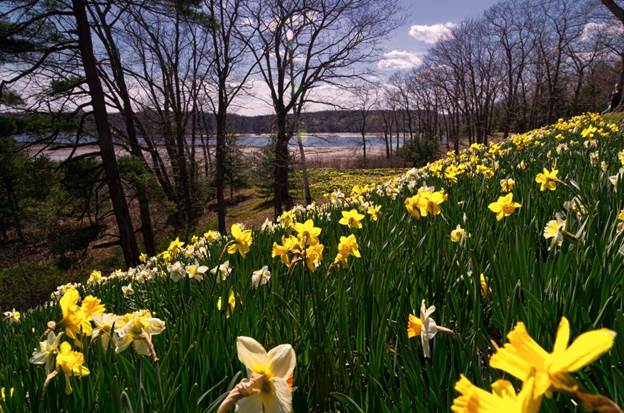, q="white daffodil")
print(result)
[211,260,232,282]
[92,313,120,350]
[261,218,275,233]
[30,331,63,374]
[121,283,134,296]
[407,300,453,358]
[167,261,186,282]
[232,336,296,413]
[186,262,209,281]
[3,308,21,324]
[114,310,165,360]
[251,266,271,288]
